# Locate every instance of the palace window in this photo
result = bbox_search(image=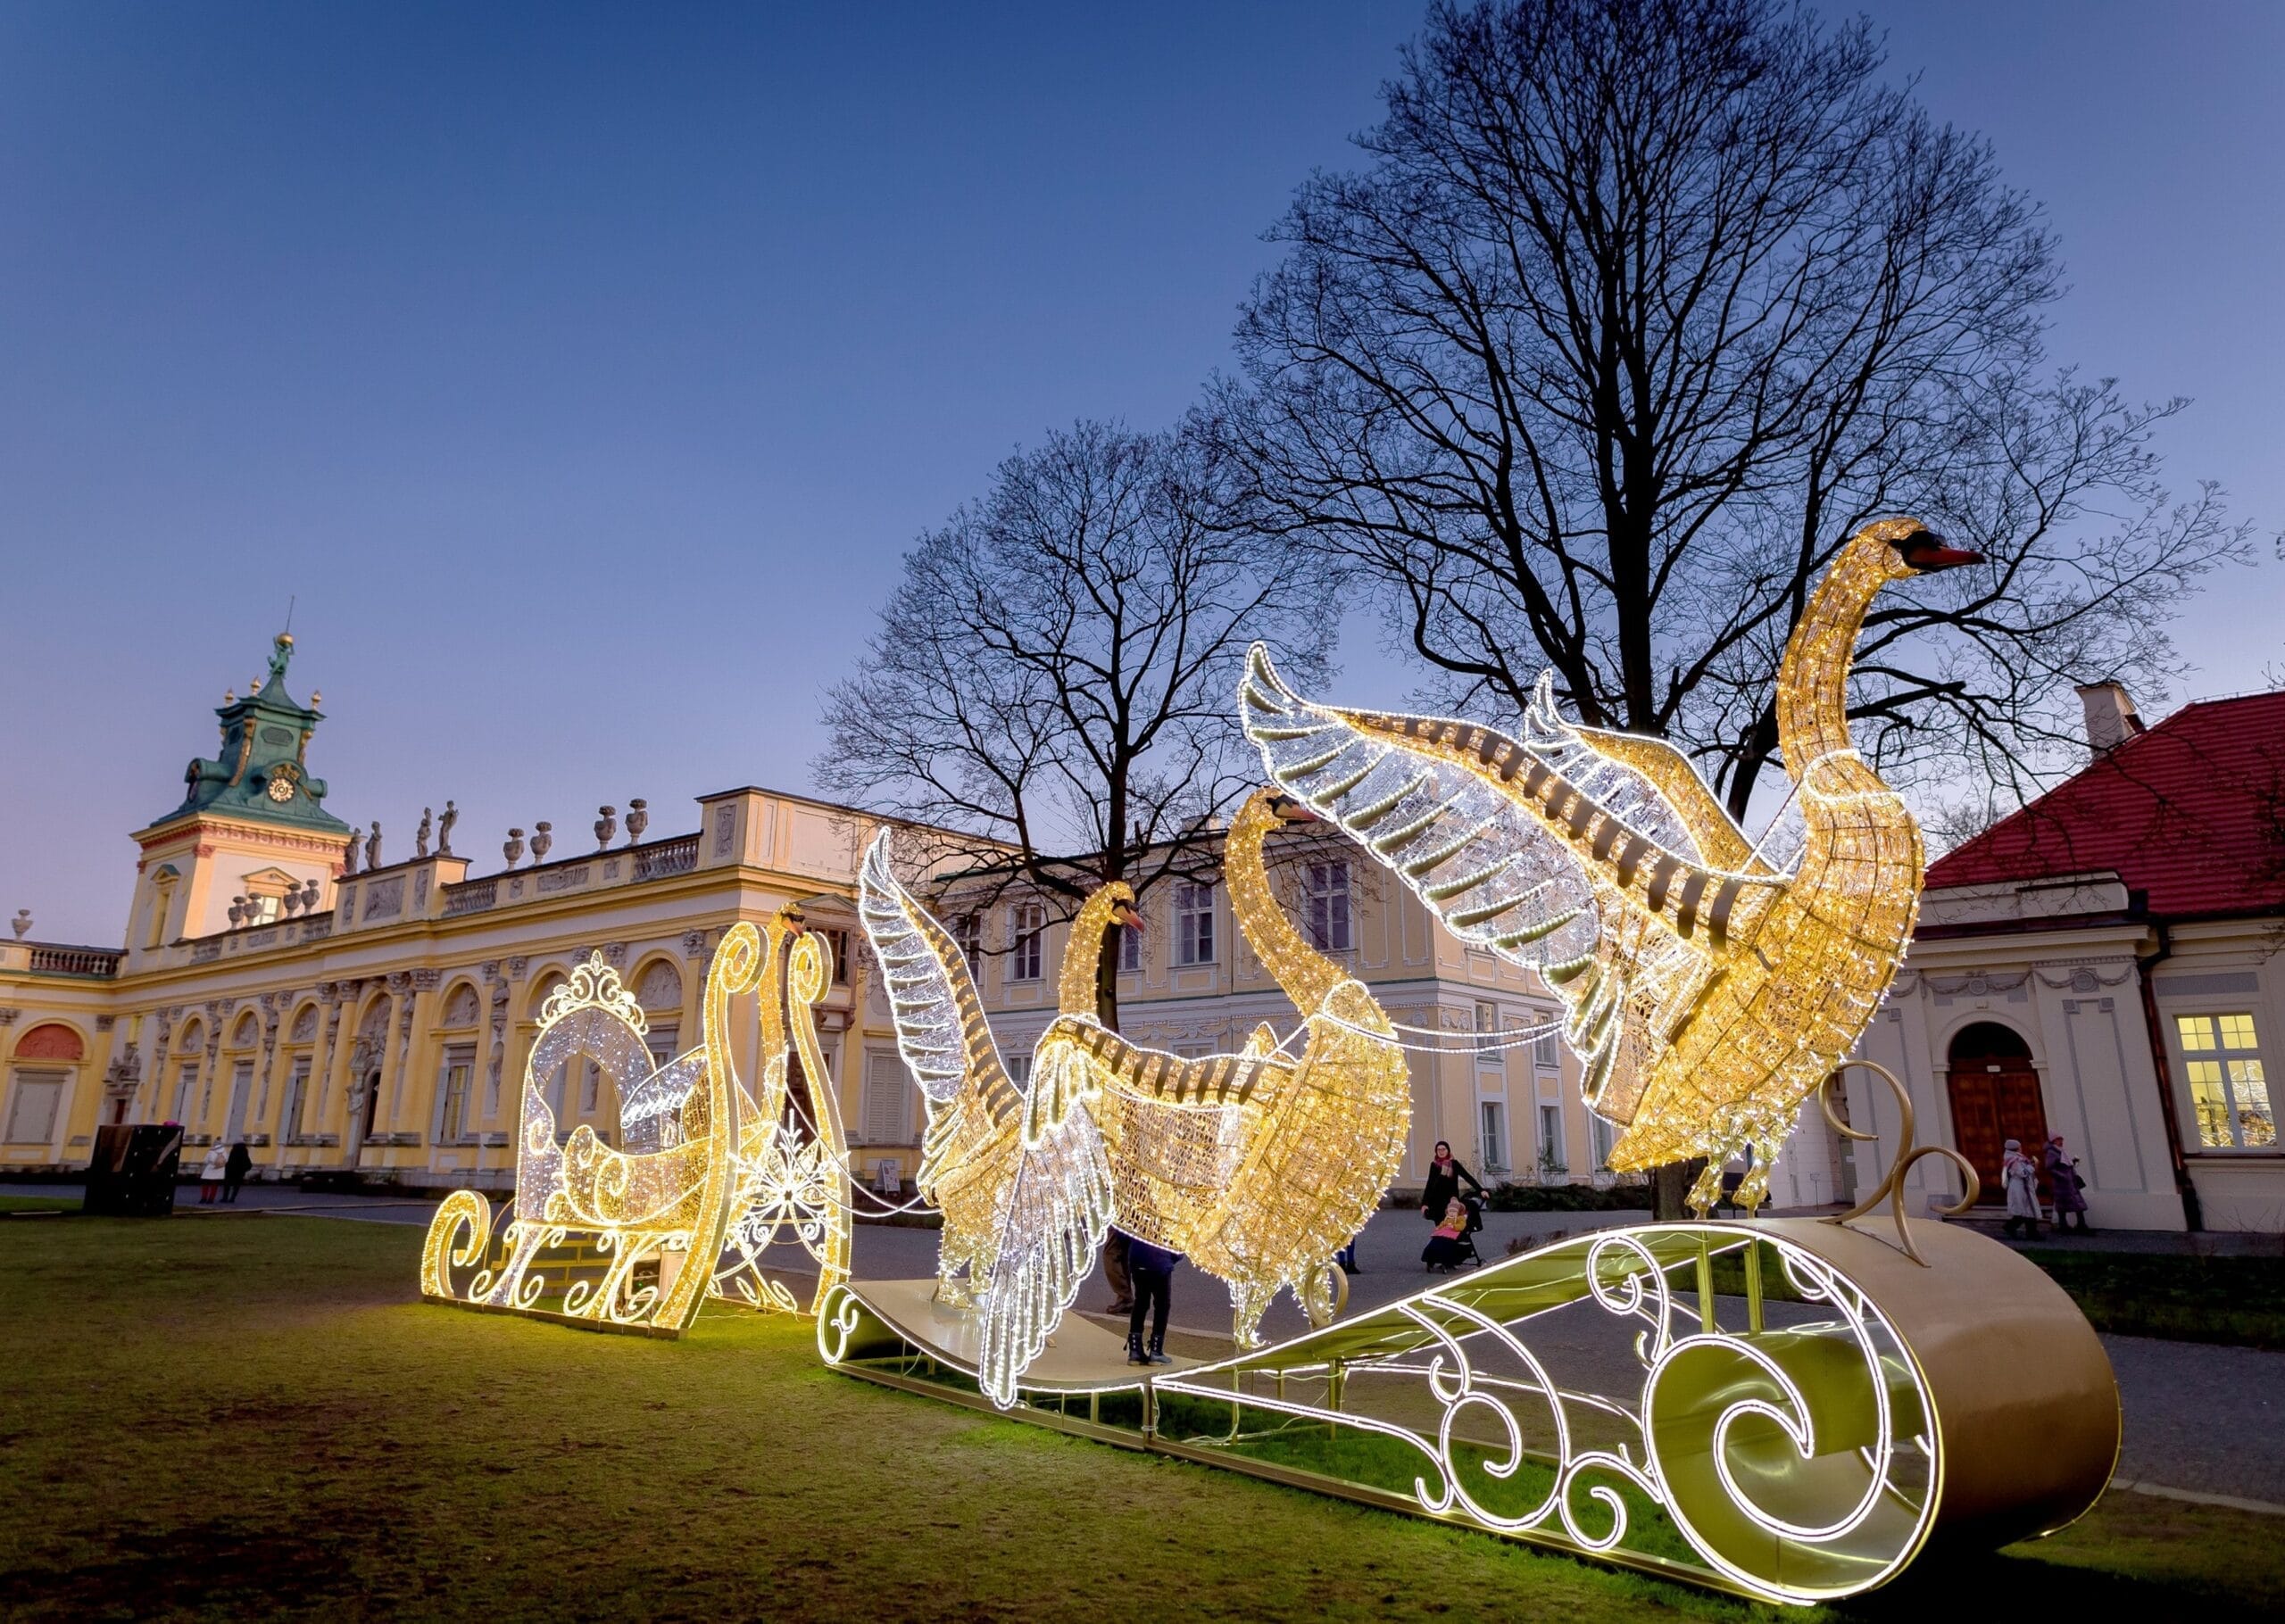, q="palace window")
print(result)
[1532,1025,1560,1072]
[1010,903,1045,982]
[4,1071,64,1145]
[951,913,982,968]
[1538,1103,1565,1172]
[1479,1100,1507,1174]
[862,1051,910,1146]
[436,1046,475,1144]
[1176,882,1216,966]
[821,929,850,986]
[1304,859,1352,952]
[280,1056,312,1141]
[1118,912,1142,974]
[2178,1013,2273,1150]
